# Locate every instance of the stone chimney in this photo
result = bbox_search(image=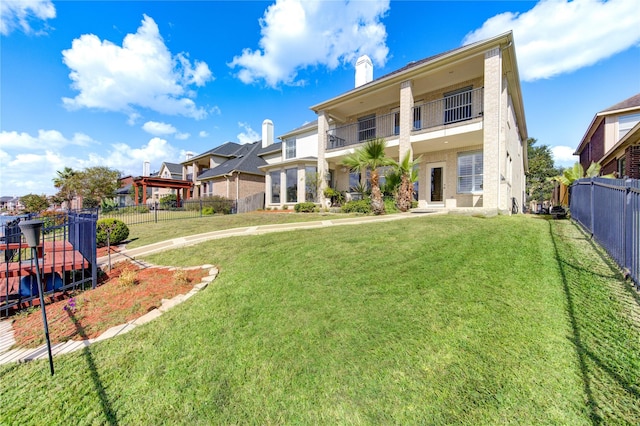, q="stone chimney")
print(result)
[262,119,274,148]
[143,161,150,177]
[355,55,373,88]
[185,151,194,160]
